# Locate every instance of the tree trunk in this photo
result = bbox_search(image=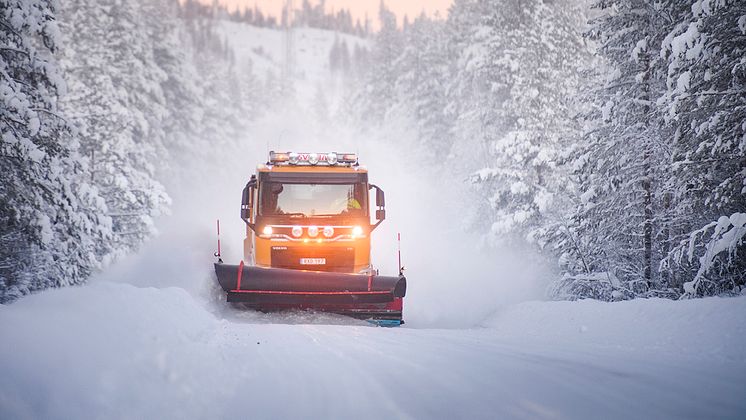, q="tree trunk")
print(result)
[640,50,653,288]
